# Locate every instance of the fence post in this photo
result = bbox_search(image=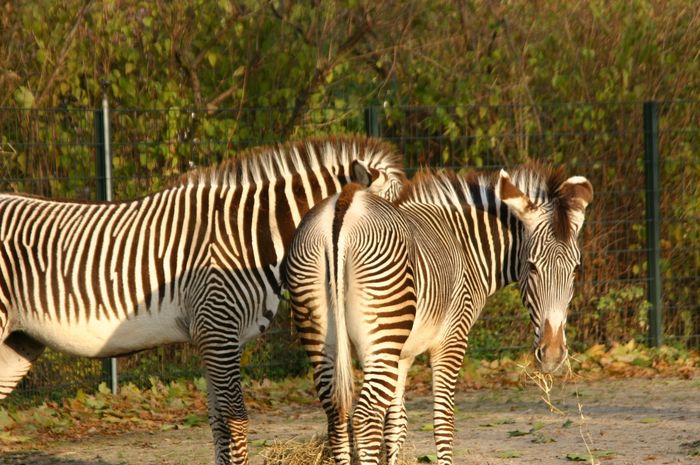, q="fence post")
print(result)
[643,101,663,347]
[94,84,119,394]
[364,106,380,138]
